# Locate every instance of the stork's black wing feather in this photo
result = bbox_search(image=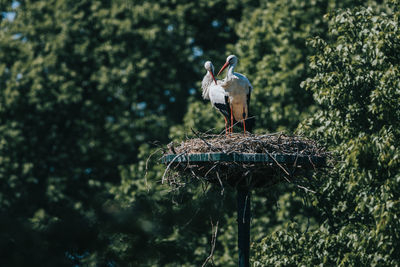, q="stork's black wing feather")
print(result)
[213,96,231,123]
[225,95,231,123]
